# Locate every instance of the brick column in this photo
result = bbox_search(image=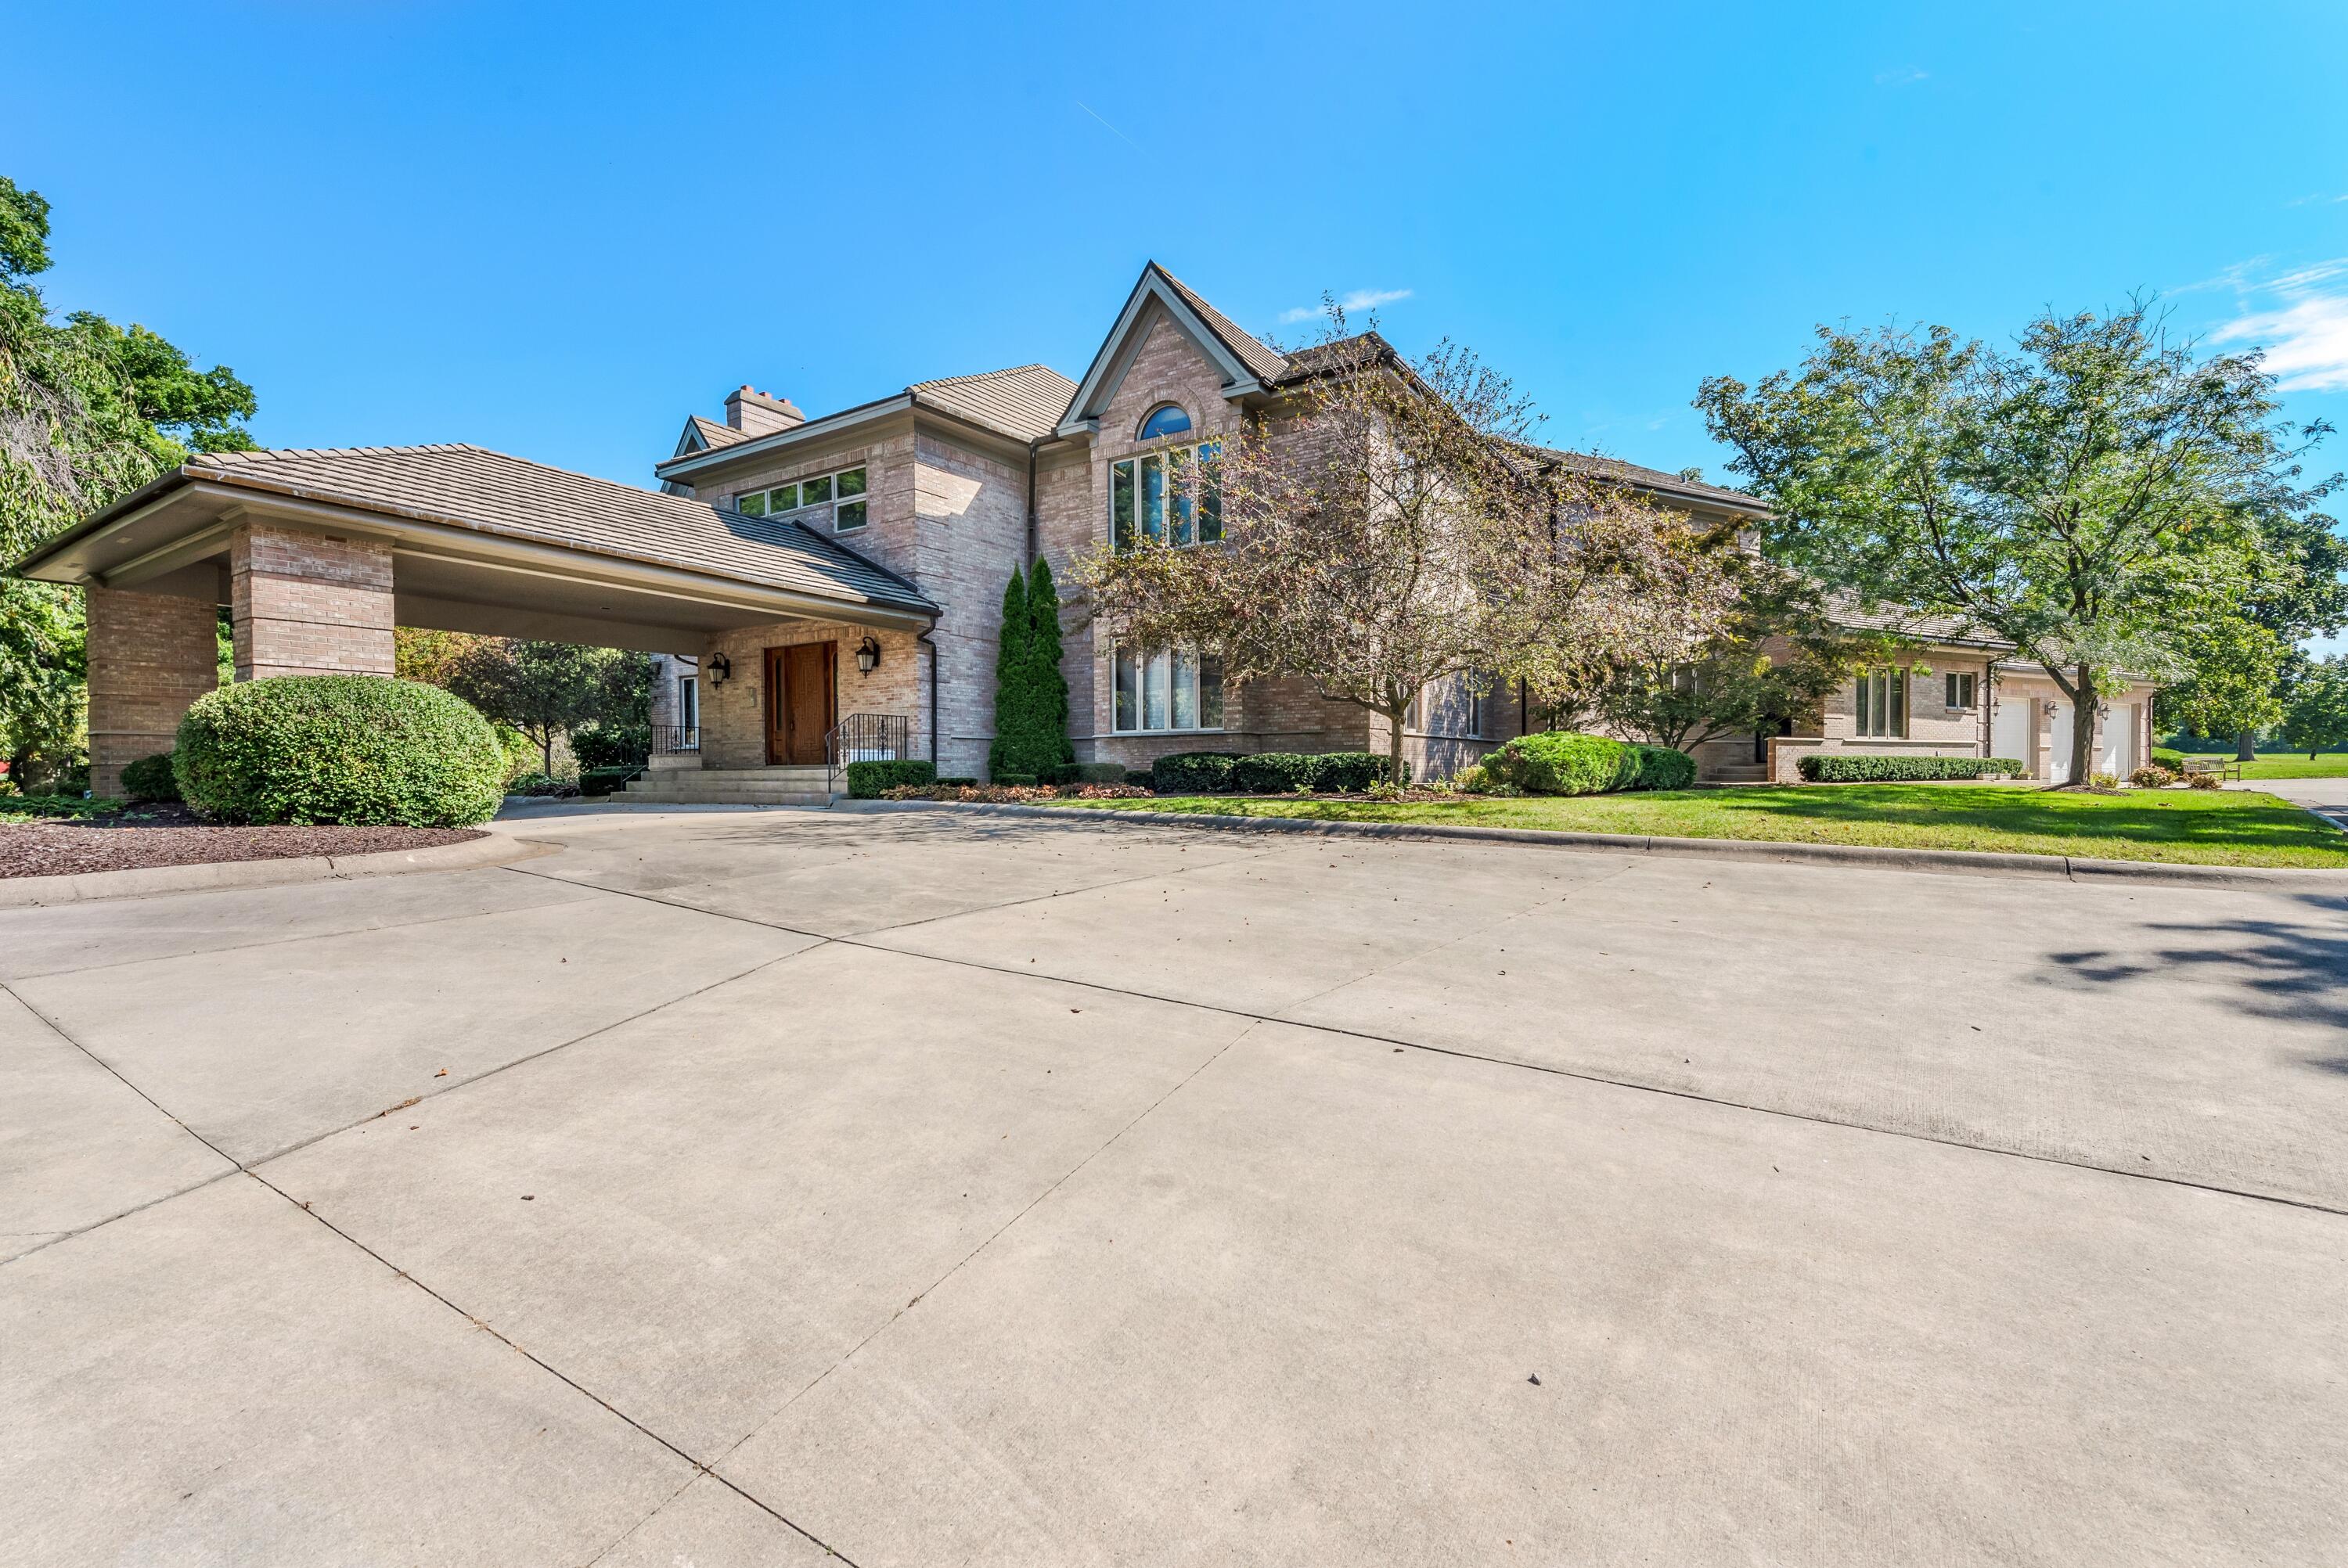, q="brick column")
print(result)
[85,584,221,797]
[230,521,395,680]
